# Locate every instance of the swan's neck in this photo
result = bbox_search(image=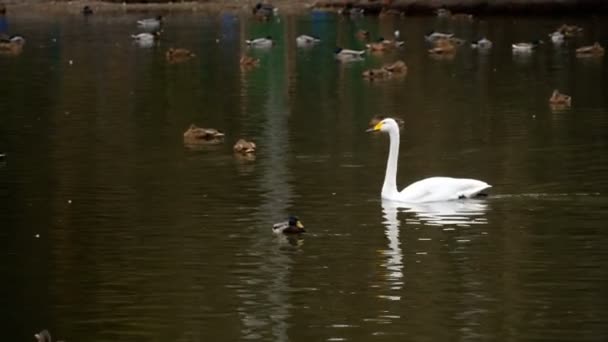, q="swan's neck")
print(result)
[382,128,400,199]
